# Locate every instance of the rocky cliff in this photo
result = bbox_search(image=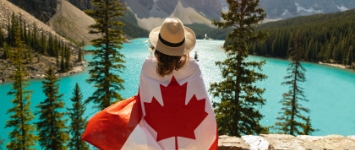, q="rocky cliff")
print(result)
[219,134,355,149]
[67,0,92,10]
[48,0,100,44]
[8,0,57,22]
